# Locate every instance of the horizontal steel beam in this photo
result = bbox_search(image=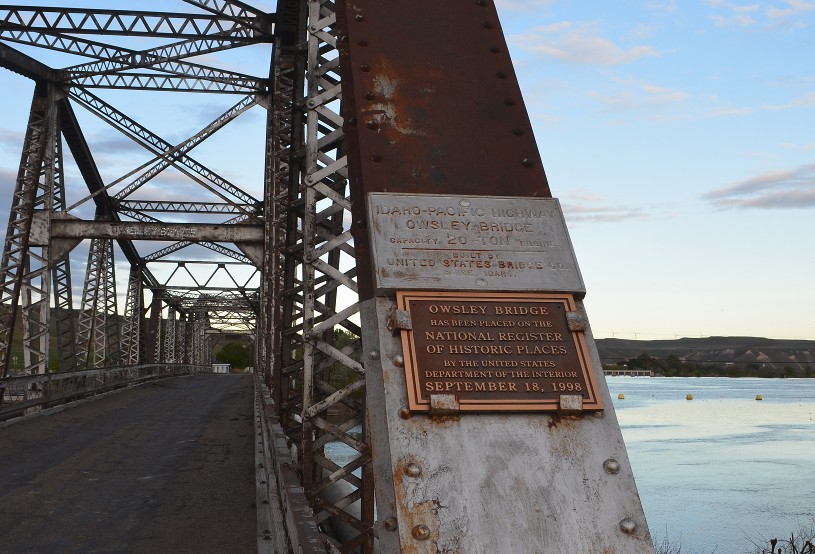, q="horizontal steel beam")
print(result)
[31,216,263,244]
[0,7,268,38]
